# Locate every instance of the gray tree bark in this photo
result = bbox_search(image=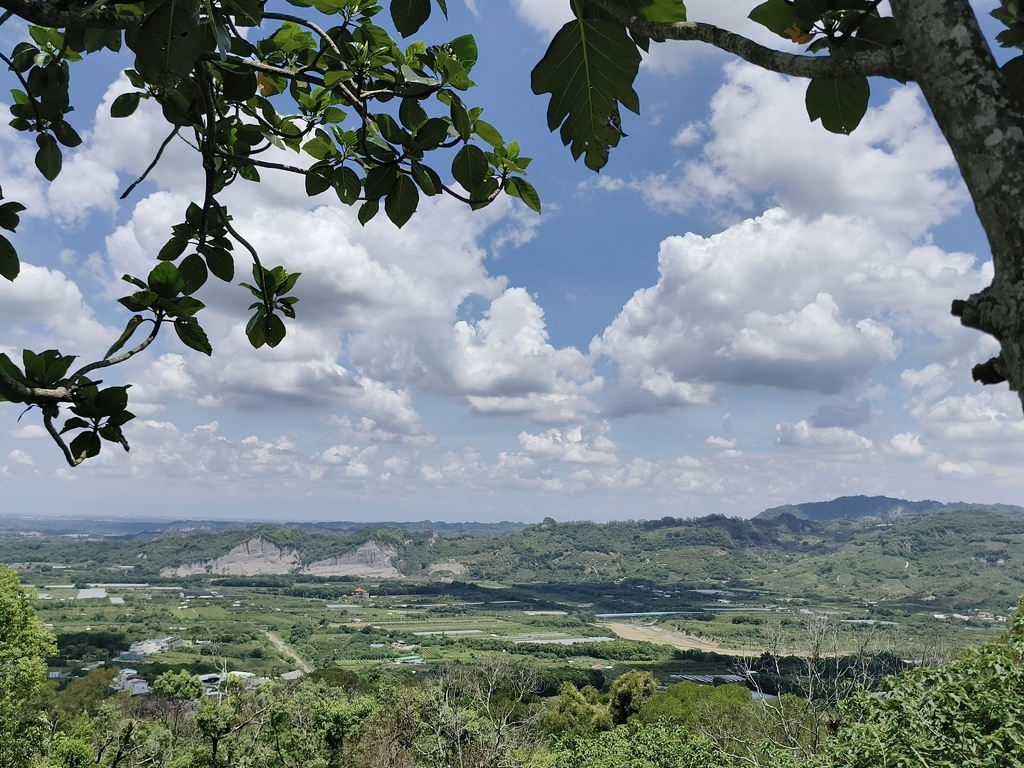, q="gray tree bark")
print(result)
[890,0,1024,408]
